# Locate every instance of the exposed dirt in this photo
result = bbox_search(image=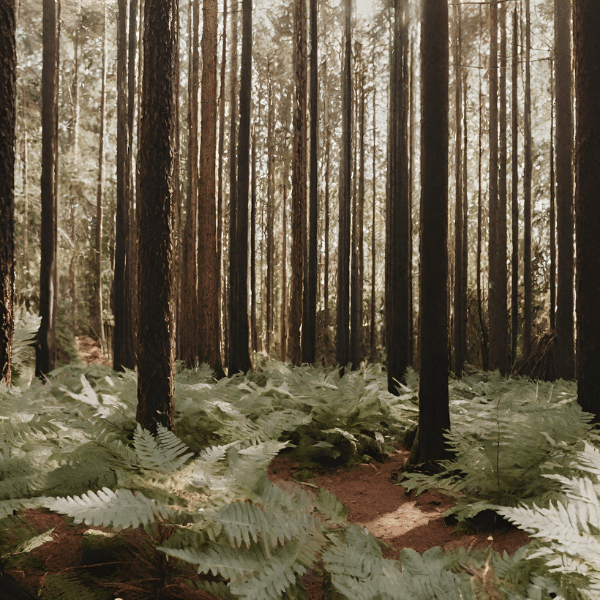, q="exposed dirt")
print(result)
[76,335,112,367]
